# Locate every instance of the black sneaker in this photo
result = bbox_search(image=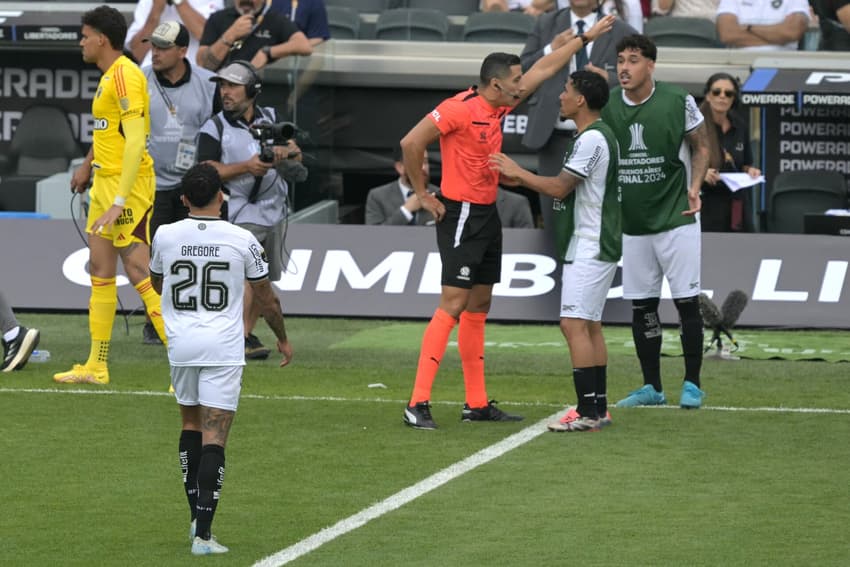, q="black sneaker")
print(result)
[461,400,524,422]
[403,401,437,430]
[2,326,40,372]
[142,321,163,345]
[245,333,270,360]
